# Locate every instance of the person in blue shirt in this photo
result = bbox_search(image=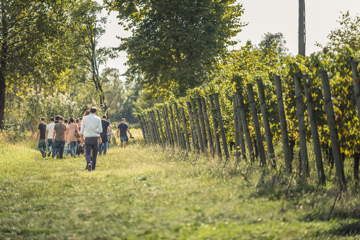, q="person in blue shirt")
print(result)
[117,118,132,149]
